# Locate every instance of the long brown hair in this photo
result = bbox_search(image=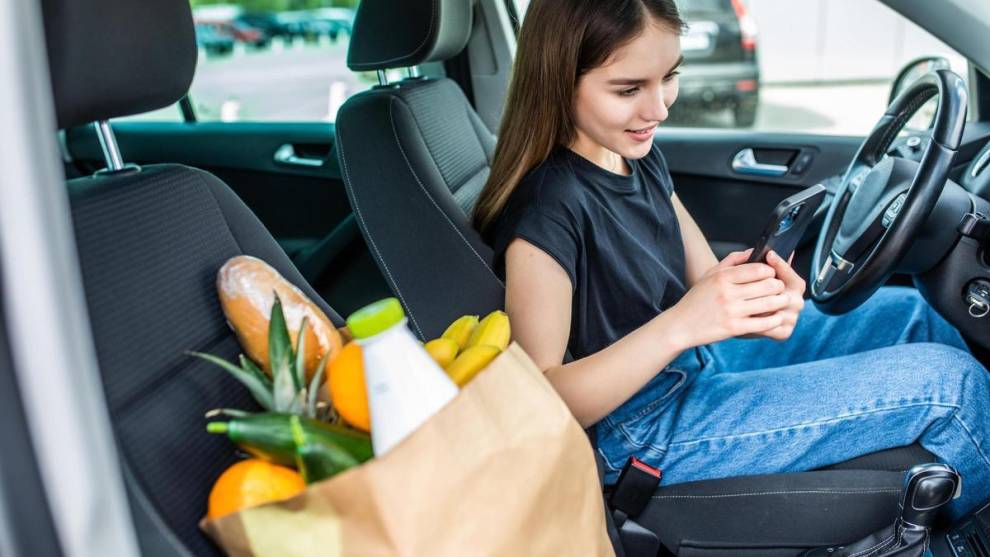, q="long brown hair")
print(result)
[472,0,685,237]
